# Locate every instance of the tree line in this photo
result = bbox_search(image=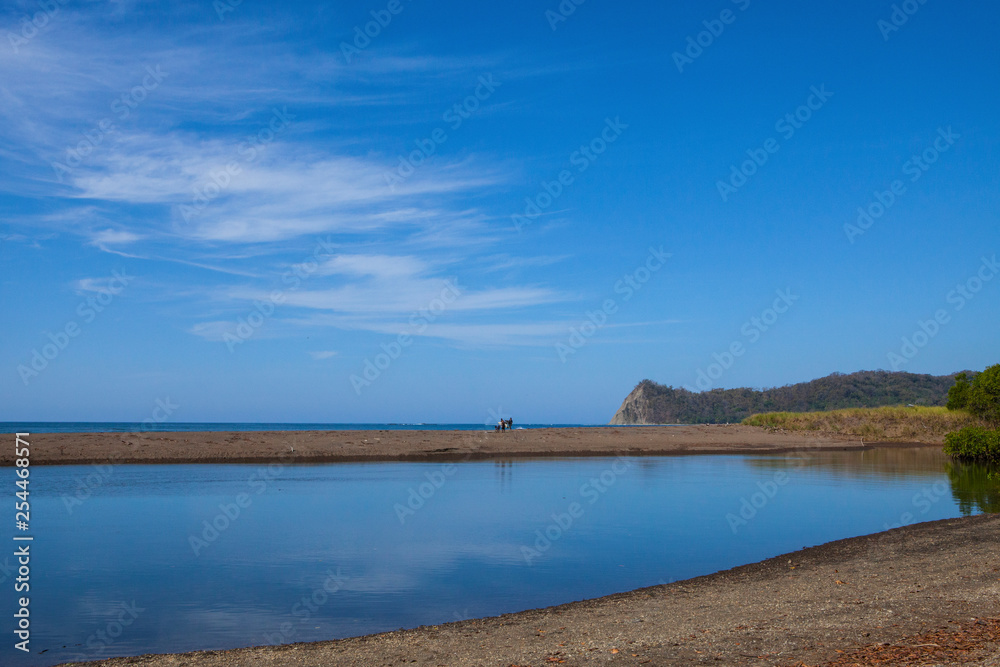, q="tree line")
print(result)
[615,370,967,424]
